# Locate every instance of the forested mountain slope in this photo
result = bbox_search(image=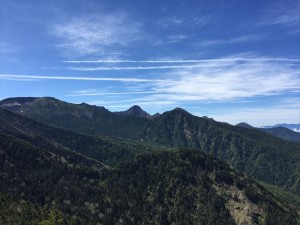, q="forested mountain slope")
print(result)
[0,193,75,225]
[0,97,149,138]
[141,108,300,194]
[0,132,297,224]
[0,108,166,166]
